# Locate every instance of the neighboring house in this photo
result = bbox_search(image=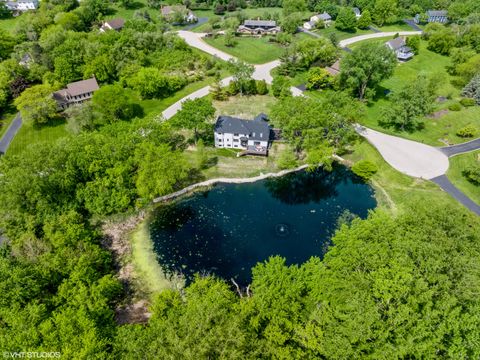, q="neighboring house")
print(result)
[100,18,125,32]
[415,10,448,24]
[385,37,414,61]
[353,7,361,18]
[214,113,272,156]
[53,77,99,110]
[161,5,197,23]
[18,53,33,68]
[4,0,38,12]
[325,60,341,76]
[304,12,332,29]
[237,20,281,35]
